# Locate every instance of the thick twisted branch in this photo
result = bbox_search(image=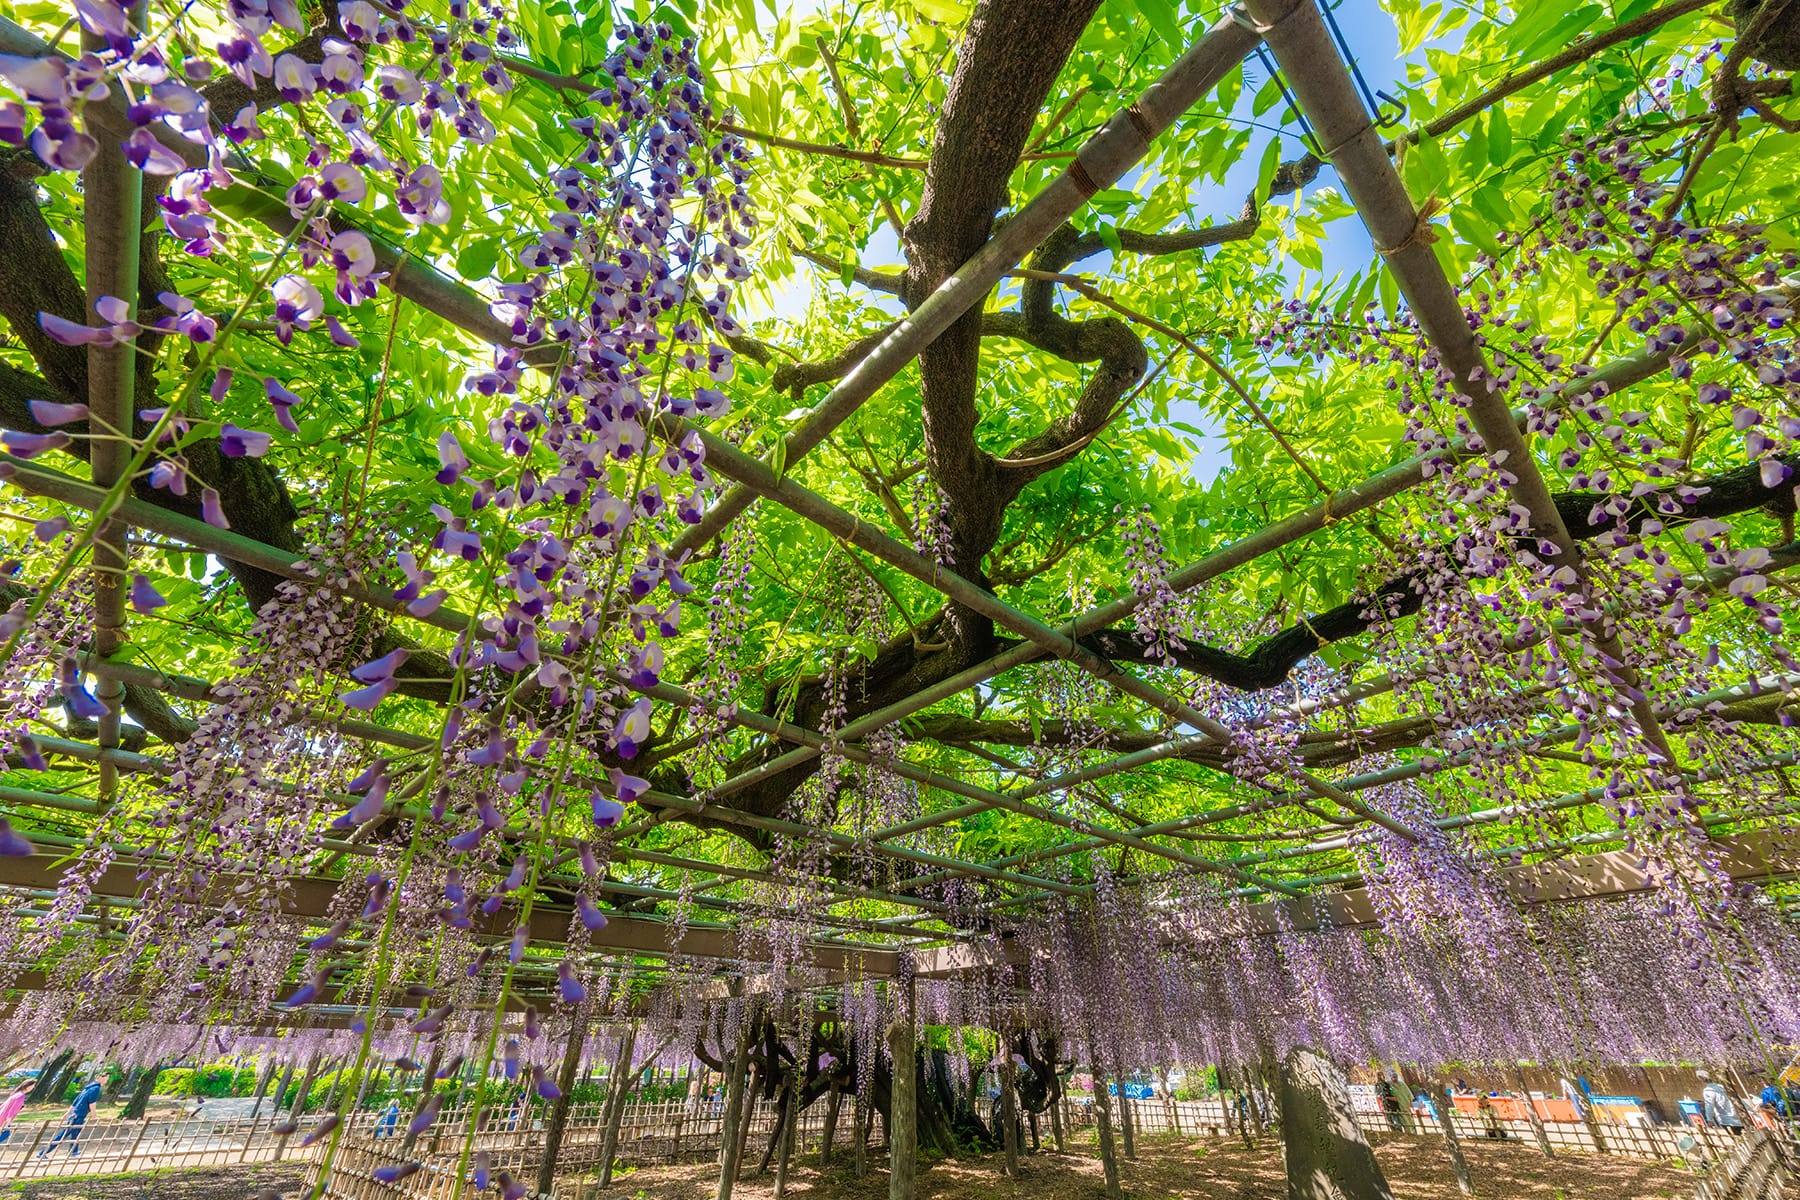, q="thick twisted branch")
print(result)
[1077,455,1800,690]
